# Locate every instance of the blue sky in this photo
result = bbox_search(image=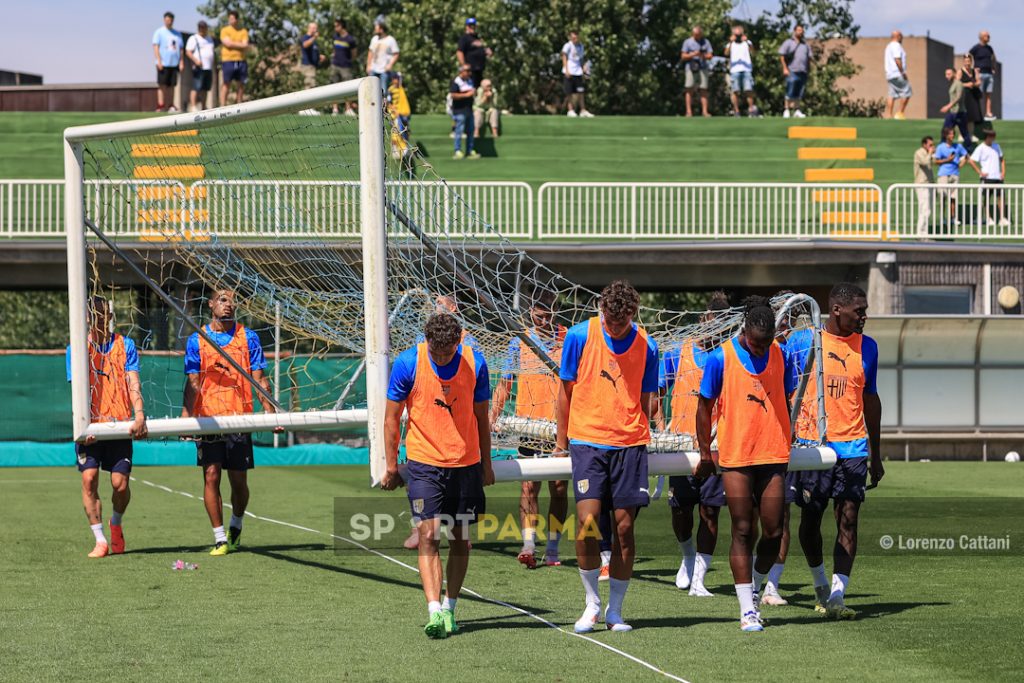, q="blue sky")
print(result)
[1,0,1019,118]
